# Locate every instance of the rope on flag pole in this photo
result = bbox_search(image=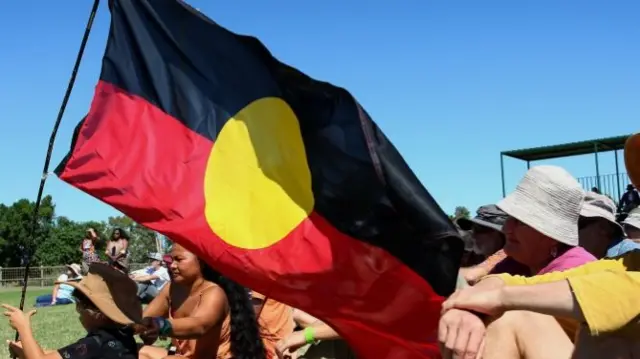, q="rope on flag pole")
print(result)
[13,0,101,349]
